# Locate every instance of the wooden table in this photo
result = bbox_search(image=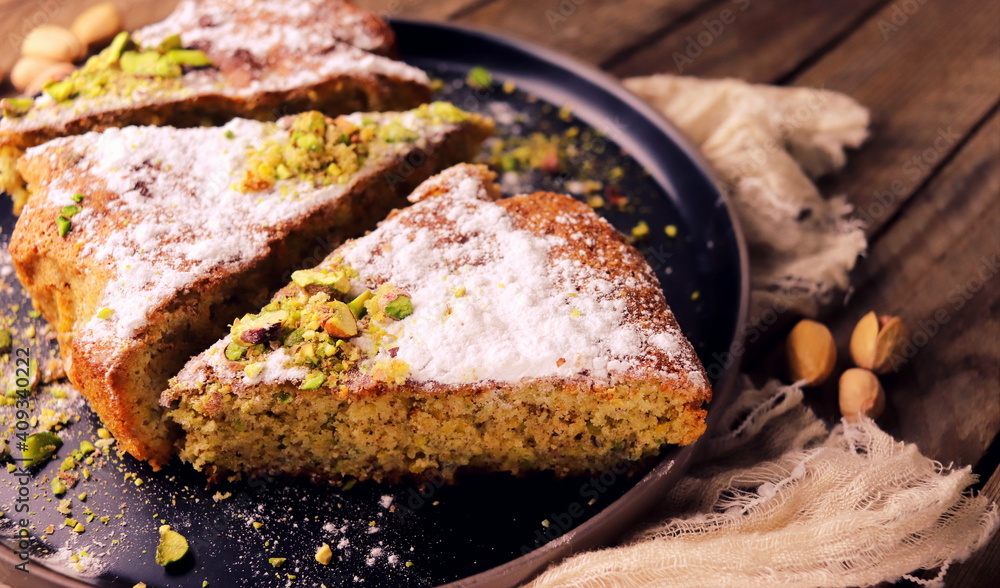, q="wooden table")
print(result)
[2,0,998,584]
